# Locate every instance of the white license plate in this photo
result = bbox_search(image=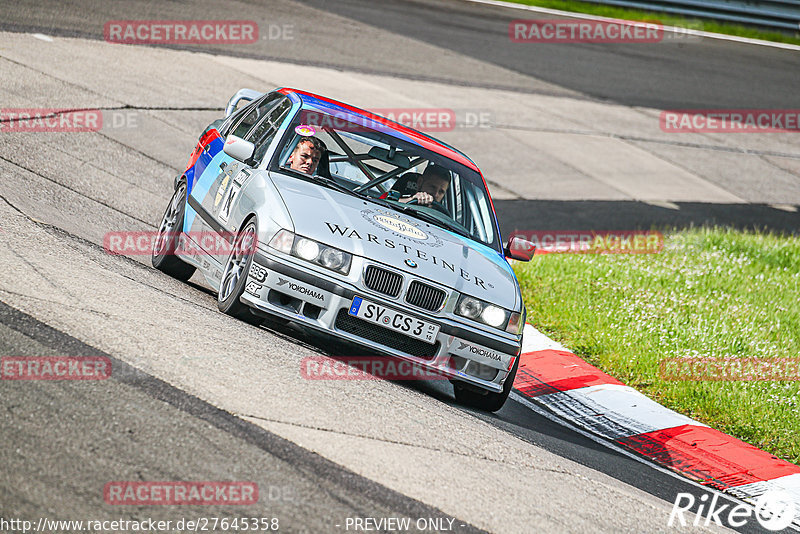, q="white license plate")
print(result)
[348,297,440,344]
